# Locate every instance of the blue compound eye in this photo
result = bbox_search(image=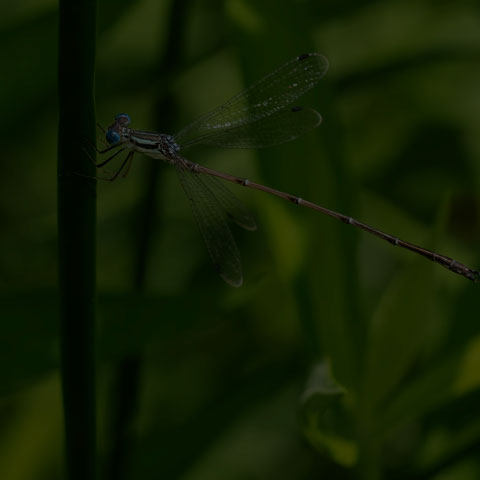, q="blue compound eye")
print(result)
[115,113,131,126]
[106,130,121,145]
